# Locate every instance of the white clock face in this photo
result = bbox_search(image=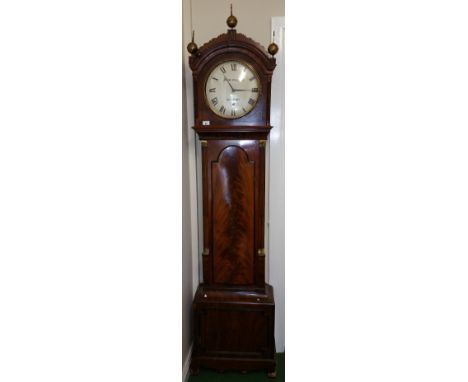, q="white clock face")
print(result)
[205,60,260,119]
